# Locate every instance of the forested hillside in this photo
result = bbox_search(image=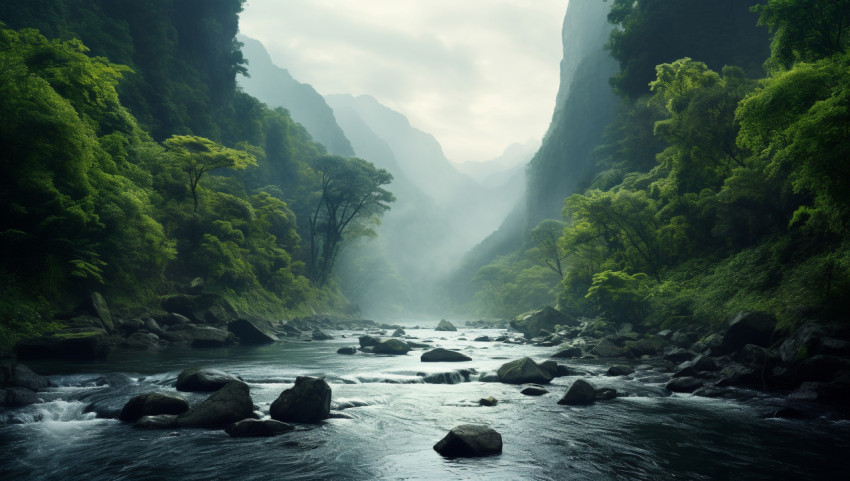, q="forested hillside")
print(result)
[465,0,850,329]
[0,0,393,345]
